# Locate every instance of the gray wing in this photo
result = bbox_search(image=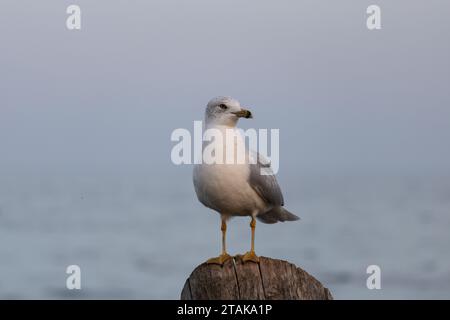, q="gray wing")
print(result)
[248,151,284,206]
